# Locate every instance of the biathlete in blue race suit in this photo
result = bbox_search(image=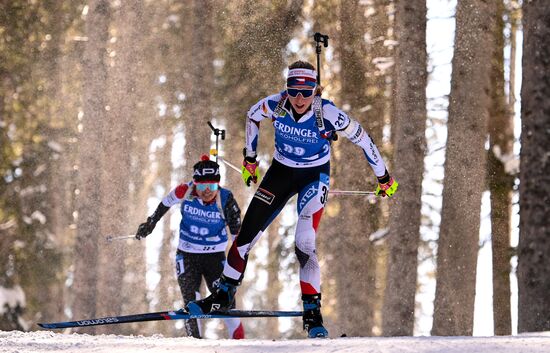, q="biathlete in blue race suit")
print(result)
[135,155,245,339]
[187,60,398,338]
